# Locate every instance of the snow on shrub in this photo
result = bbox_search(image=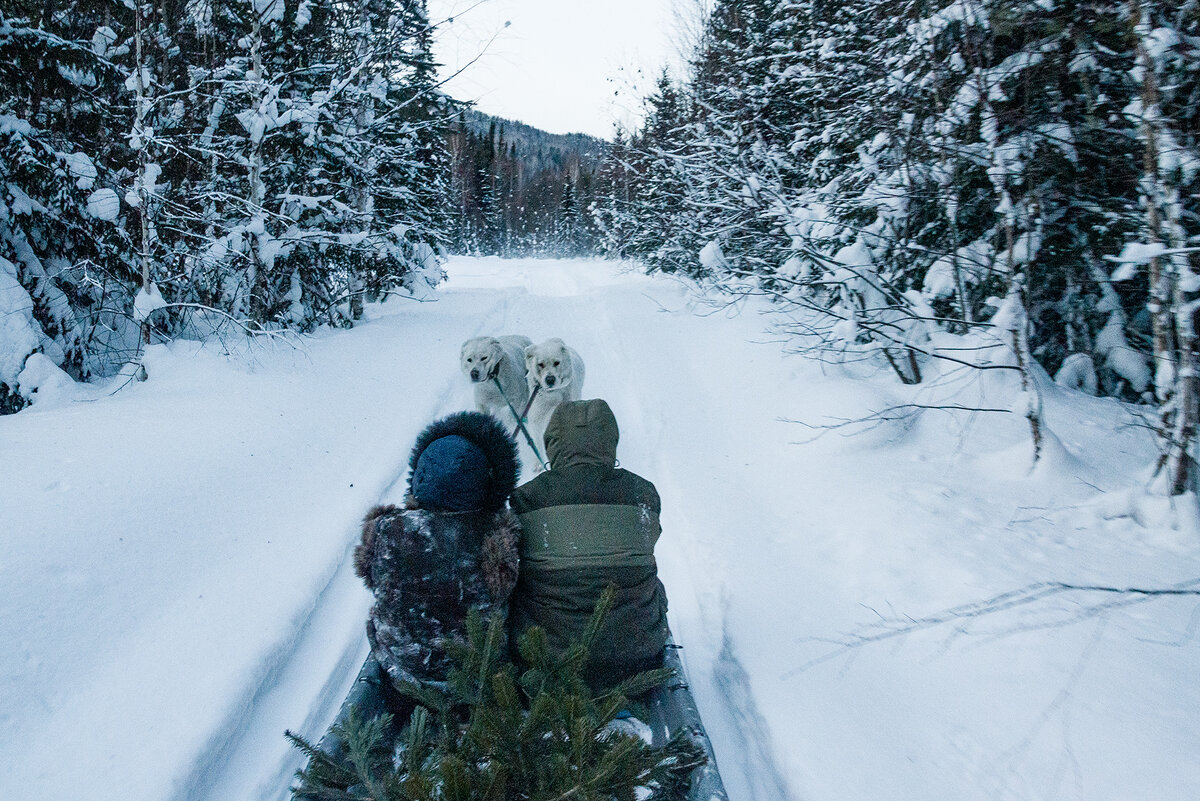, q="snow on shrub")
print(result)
[133,282,169,323]
[0,256,42,389]
[779,254,808,282]
[91,26,117,56]
[699,240,728,272]
[1095,315,1151,394]
[923,240,995,301]
[409,241,444,288]
[16,352,76,404]
[86,188,121,221]
[252,0,286,24]
[1054,353,1098,396]
[62,152,97,189]
[1109,242,1167,282]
